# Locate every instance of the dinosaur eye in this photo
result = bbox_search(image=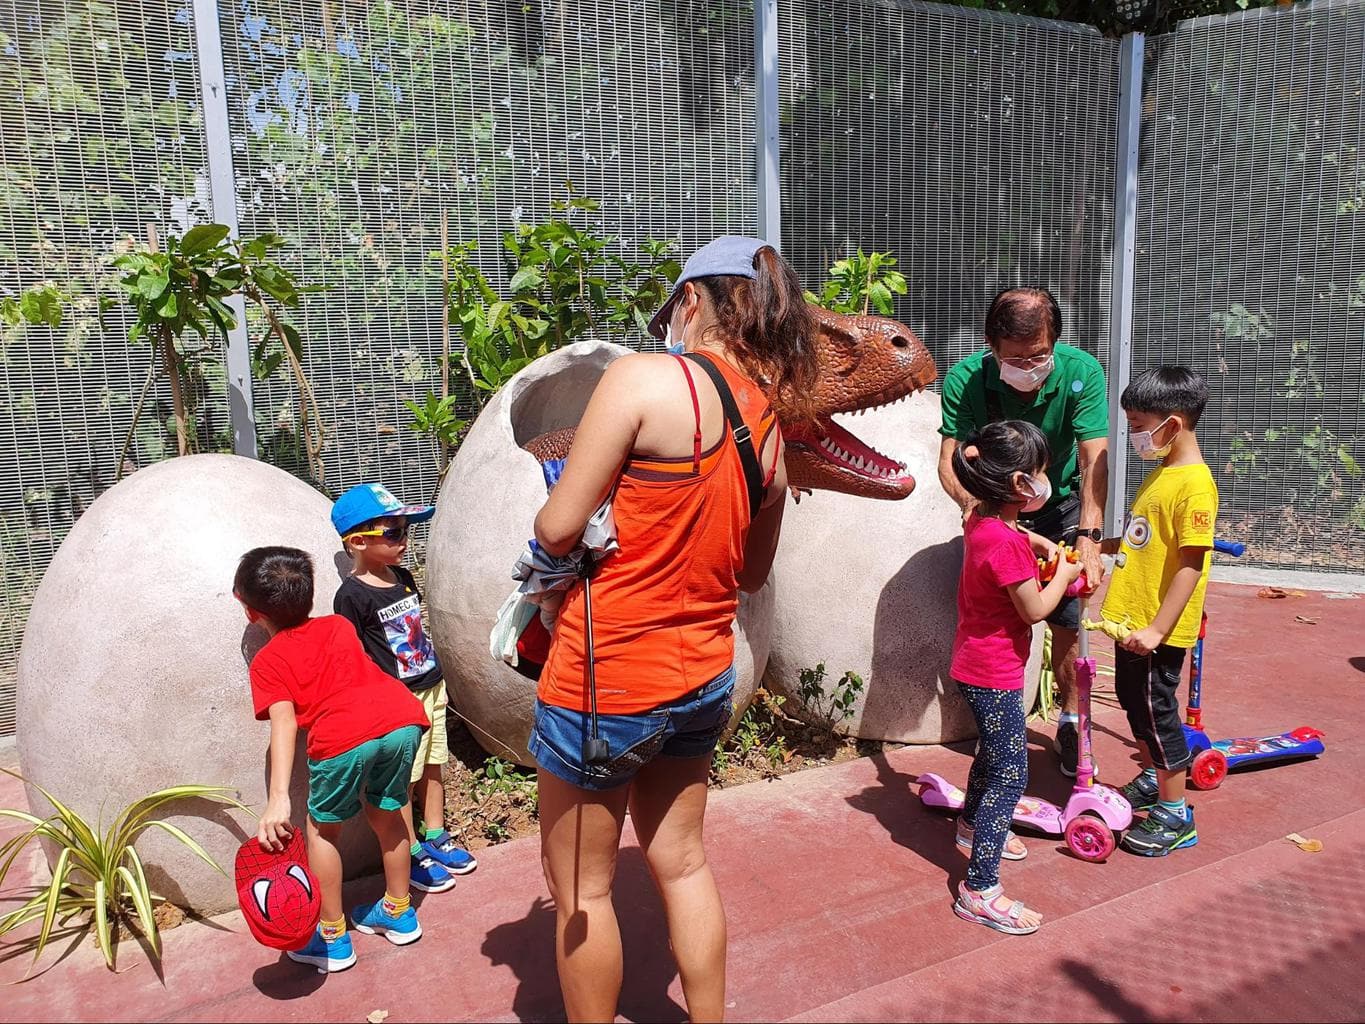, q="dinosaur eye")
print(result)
[287,864,312,897]
[252,878,272,919]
